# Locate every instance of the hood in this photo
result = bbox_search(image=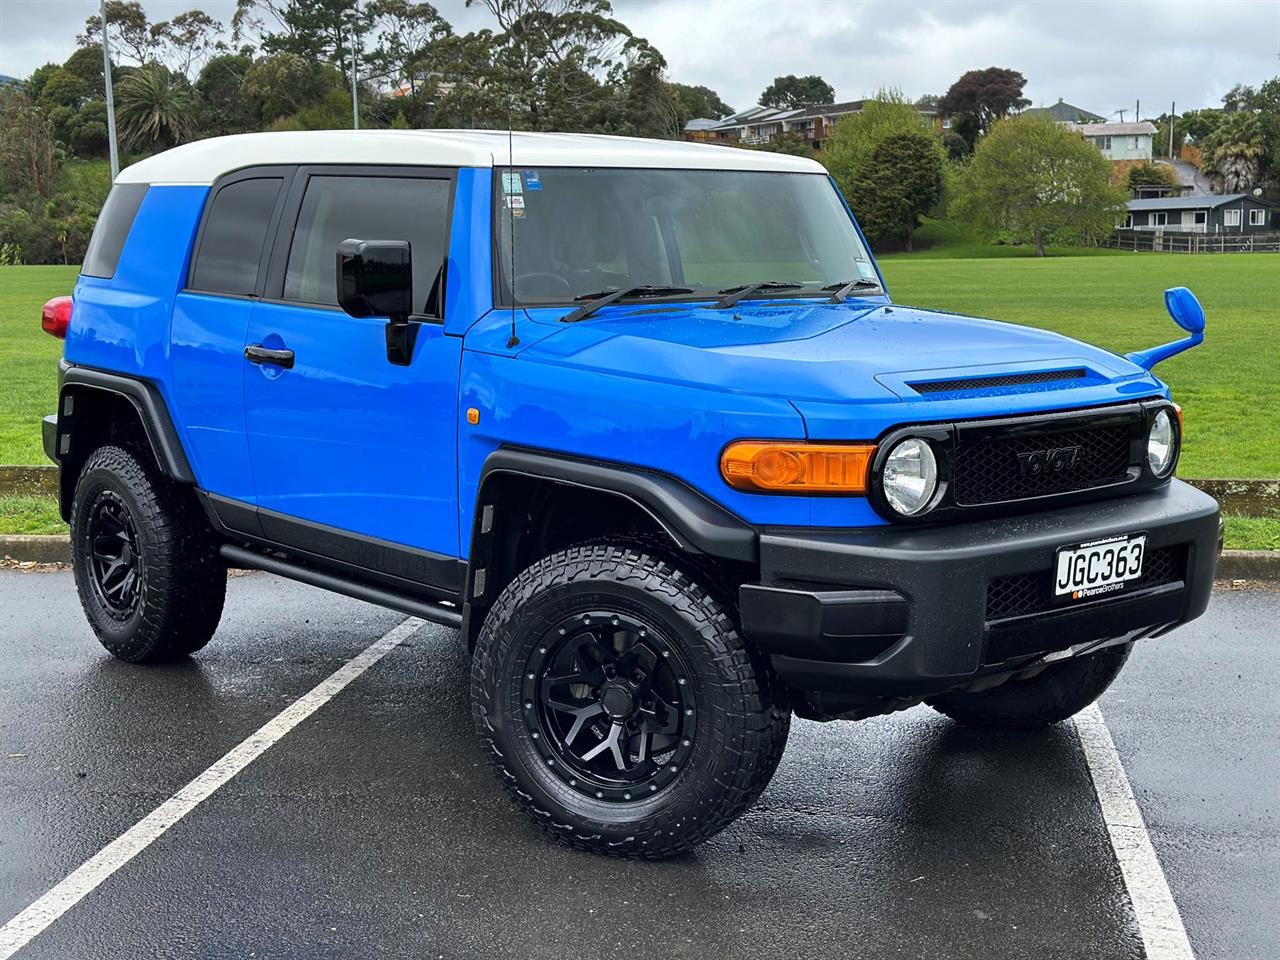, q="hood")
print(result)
[516,299,1163,415]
